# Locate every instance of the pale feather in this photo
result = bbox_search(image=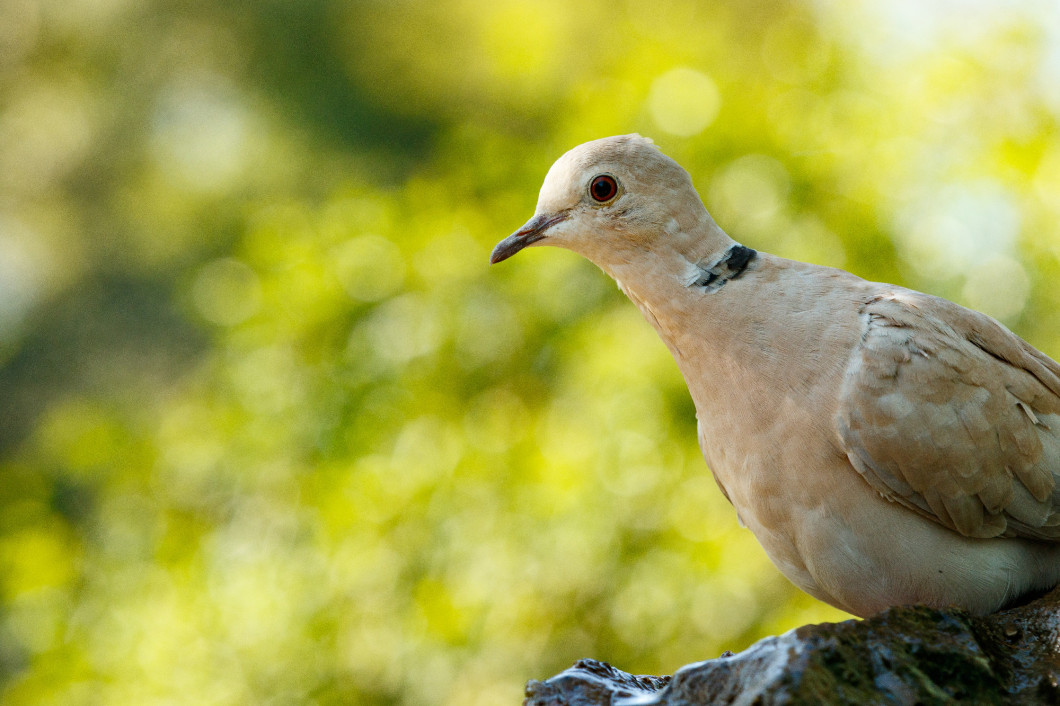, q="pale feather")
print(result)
[837,289,1060,540]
